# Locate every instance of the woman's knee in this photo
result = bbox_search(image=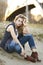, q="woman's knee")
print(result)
[27,34,33,39]
[25,34,33,39]
[15,44,22,54]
